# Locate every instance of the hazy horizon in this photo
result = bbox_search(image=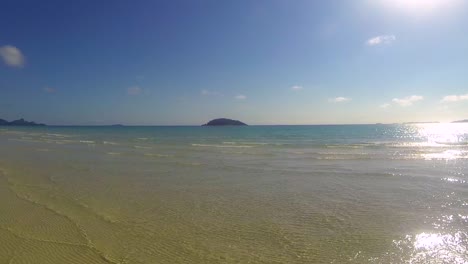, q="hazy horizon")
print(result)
[1,116,467,126]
